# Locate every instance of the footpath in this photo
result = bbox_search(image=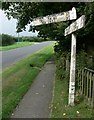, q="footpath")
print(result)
[11,58,55,118]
